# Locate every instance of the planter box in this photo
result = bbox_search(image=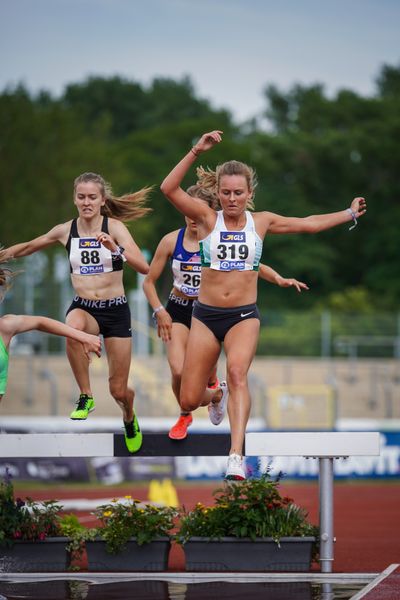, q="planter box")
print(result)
[86,537,170,571]
[183,537,316,572]
[0,537,70,572]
